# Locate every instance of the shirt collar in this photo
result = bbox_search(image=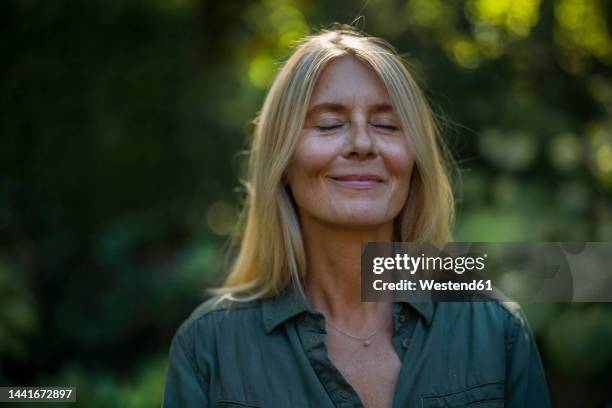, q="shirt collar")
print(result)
[262,282,434,333]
